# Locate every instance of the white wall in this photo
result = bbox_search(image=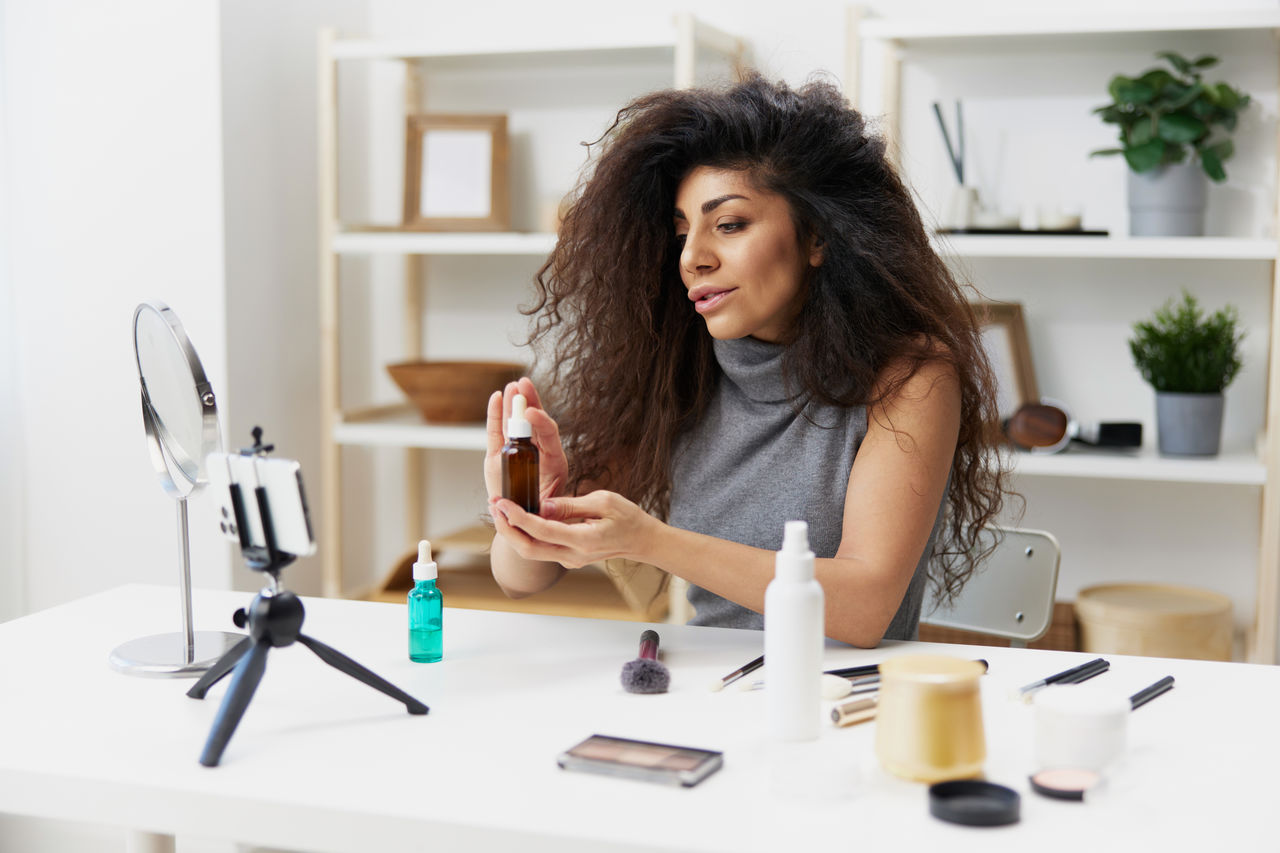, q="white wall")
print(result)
[0,0,366,626]
[0,0,22,622]
[219,0,368,596]
[3,0,231,613]
[0,1,365,848]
